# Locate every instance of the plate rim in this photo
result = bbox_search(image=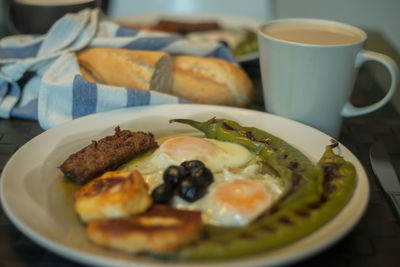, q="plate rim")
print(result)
[0,104,369,267]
